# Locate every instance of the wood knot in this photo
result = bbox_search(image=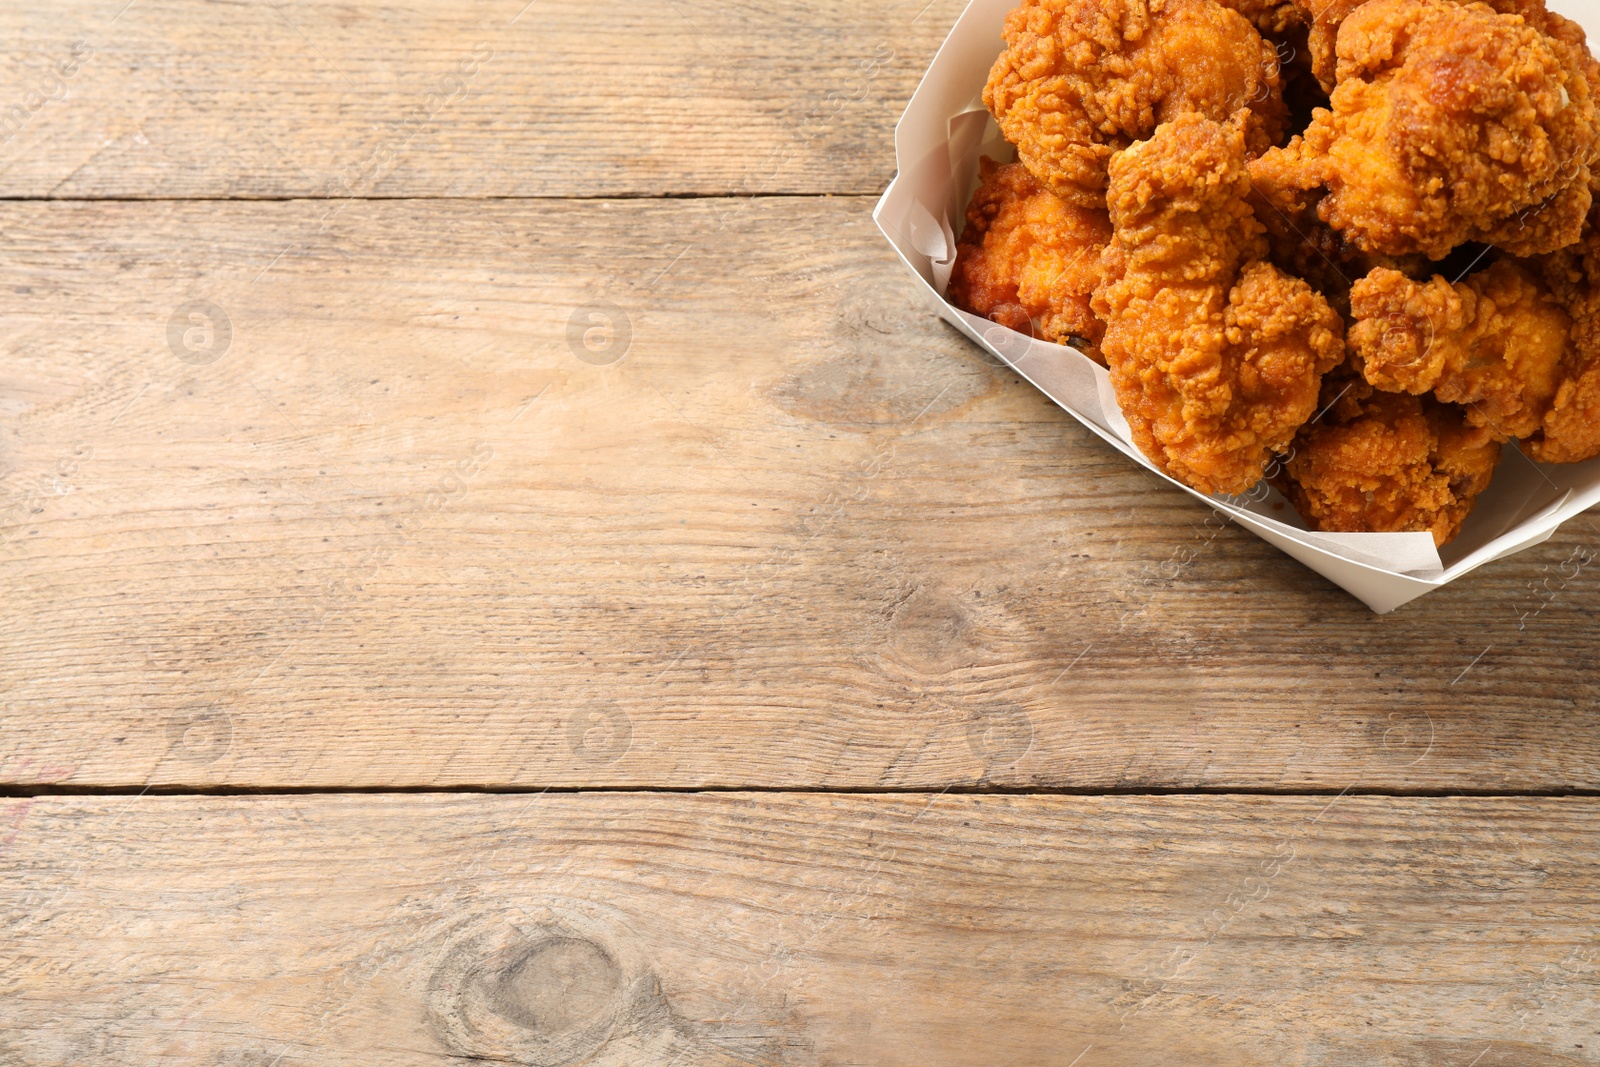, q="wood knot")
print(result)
[428,925,626,1065]
[424,904,817,1065]
[884,585,972,672]
[492,937,623,1039]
